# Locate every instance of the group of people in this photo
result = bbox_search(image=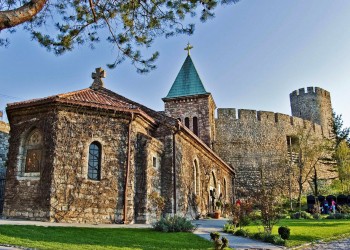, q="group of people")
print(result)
[321,199,336,214]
